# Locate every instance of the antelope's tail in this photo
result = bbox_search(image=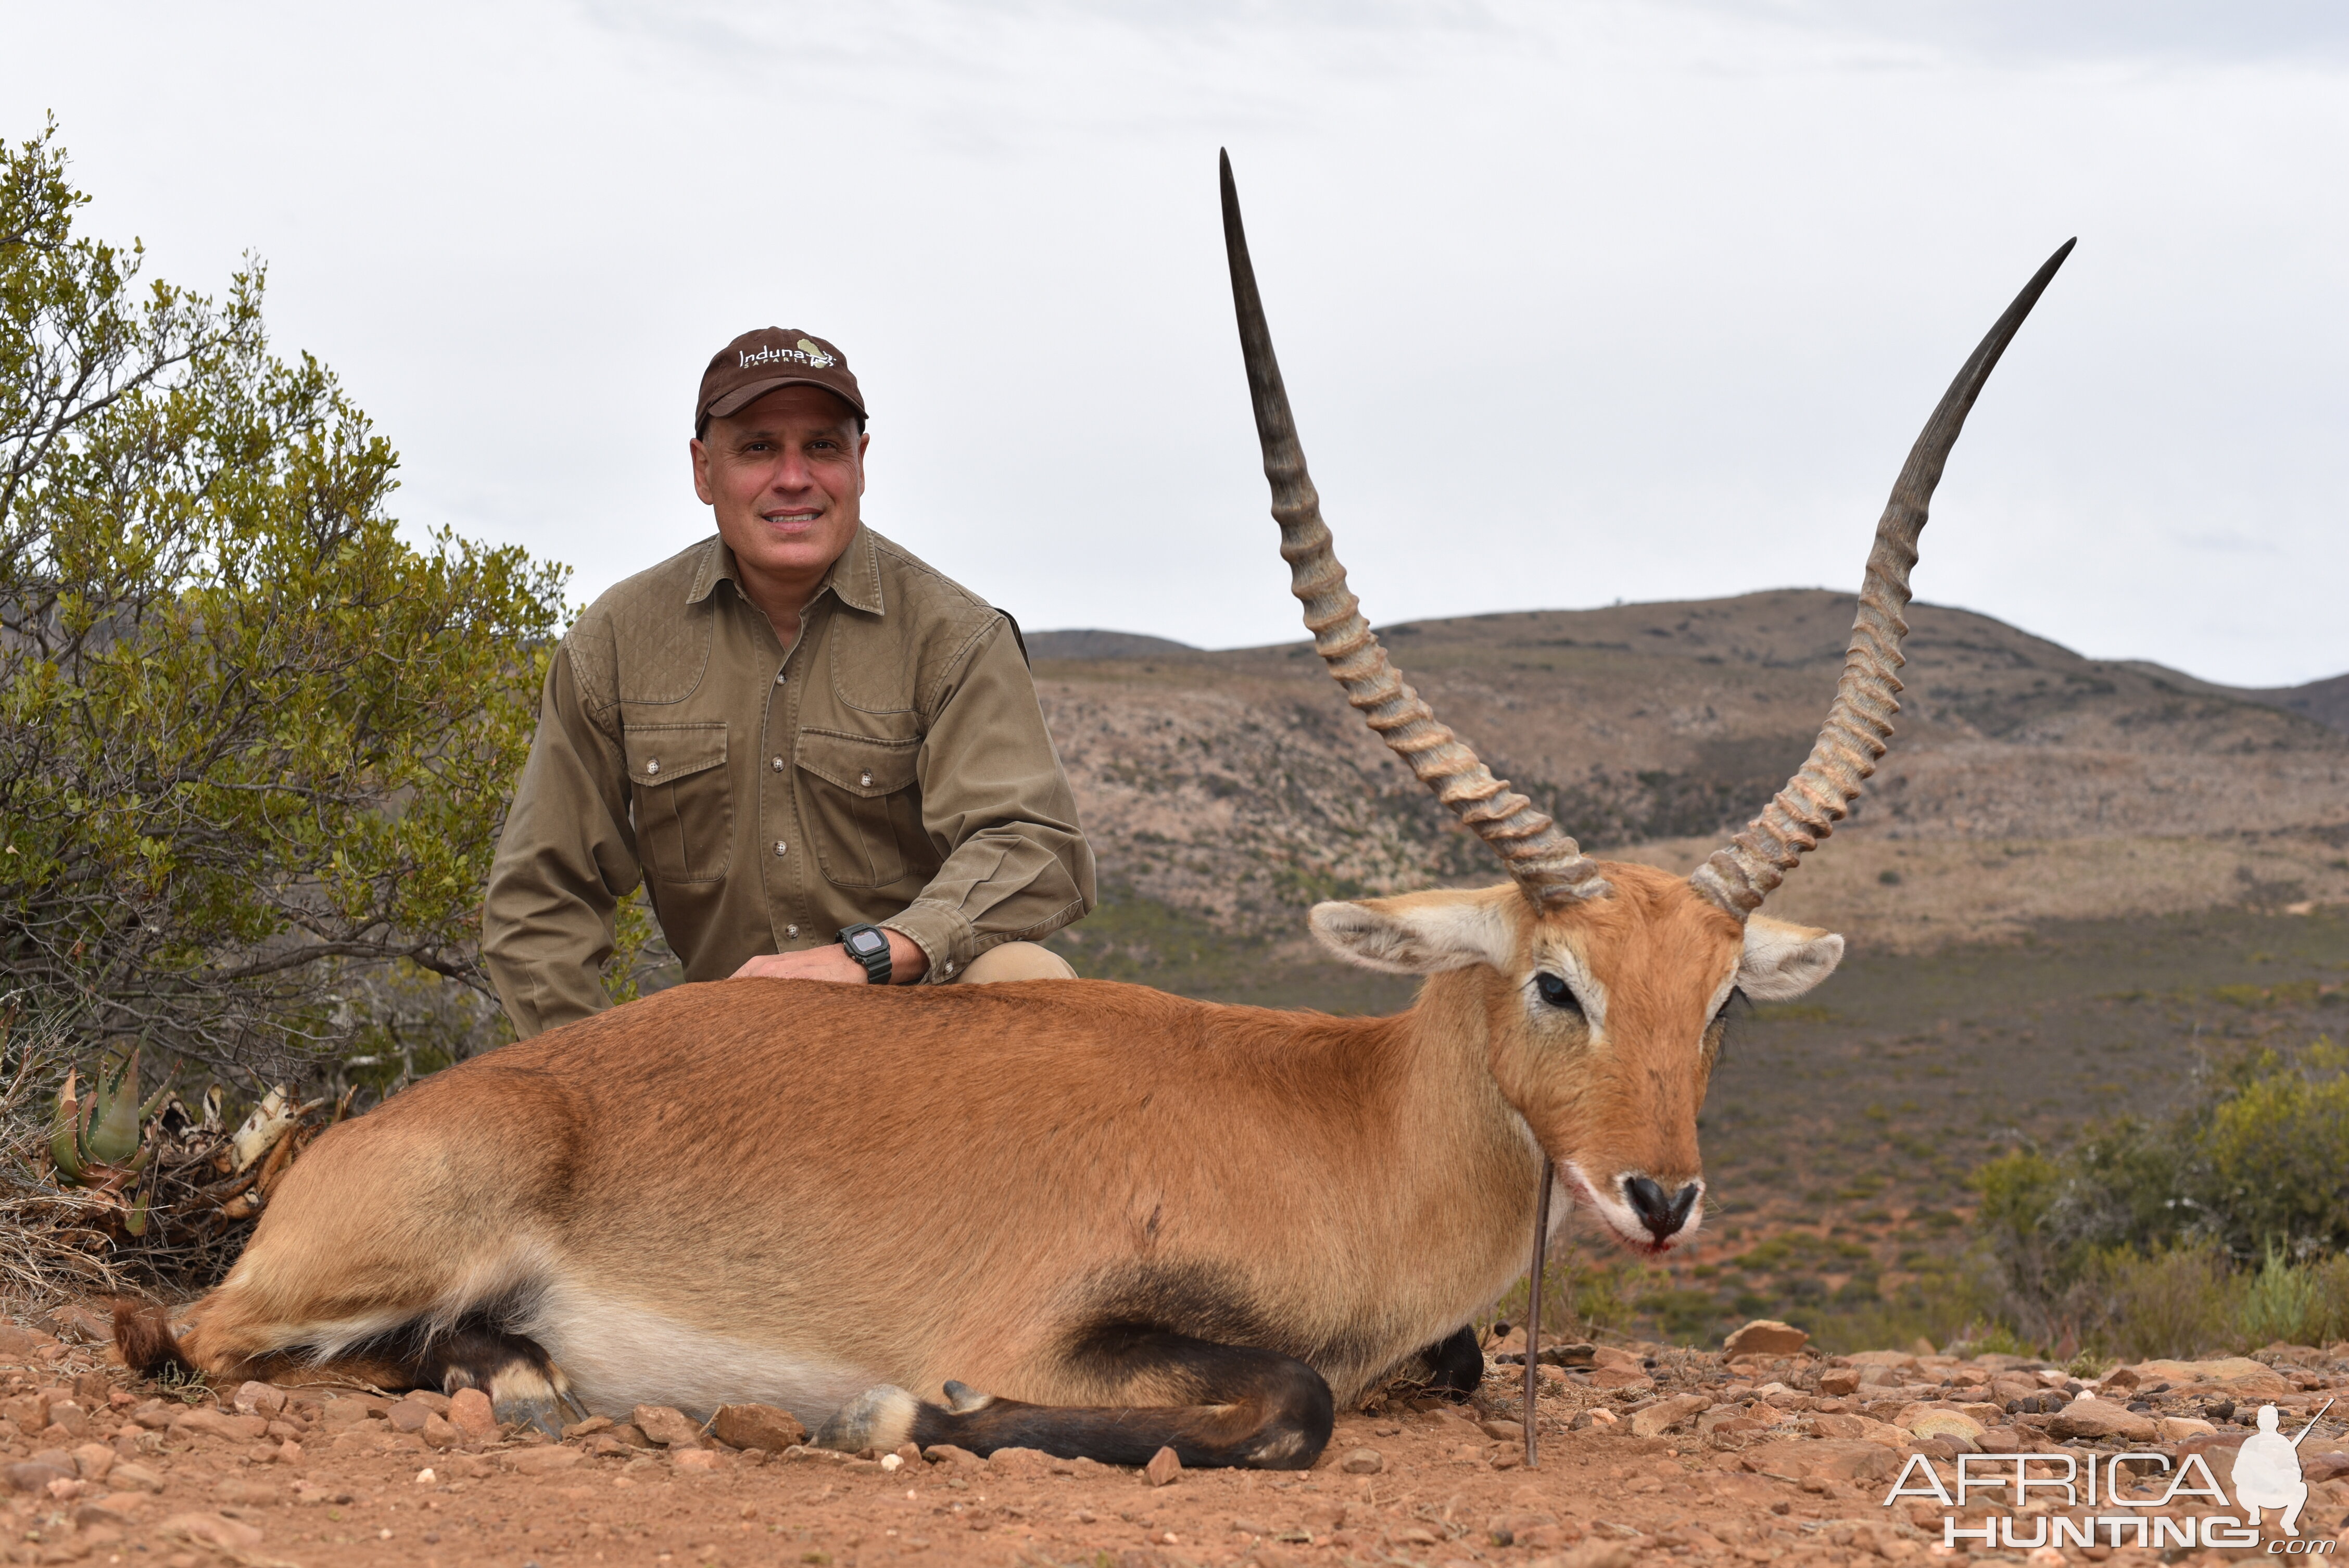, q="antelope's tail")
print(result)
[111,1297,201,1379]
